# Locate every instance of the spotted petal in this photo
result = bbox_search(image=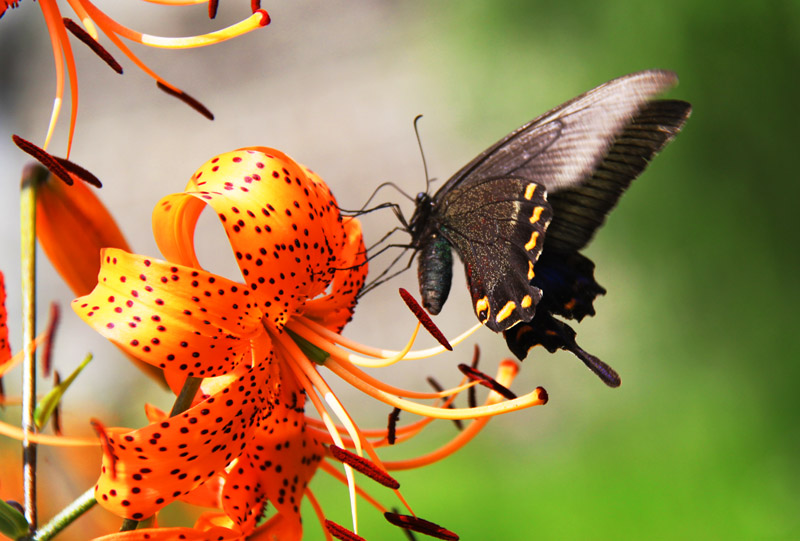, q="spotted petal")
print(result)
[94,359,272,521]
[73,248,262,379]
[153,148,347,331]
[0,272,10,366]
[303,217,368,333]
[220,345,325,534]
